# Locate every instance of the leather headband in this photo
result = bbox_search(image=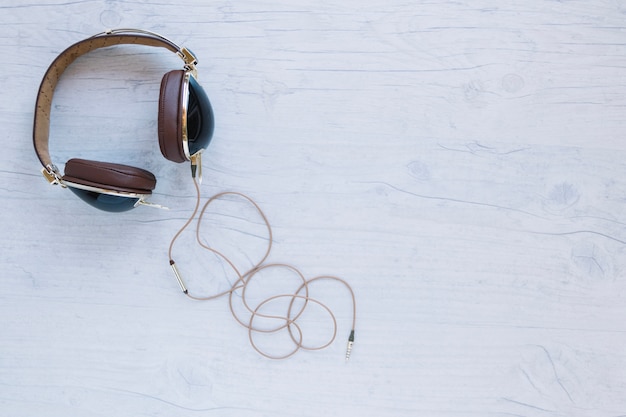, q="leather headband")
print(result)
[33,29,193,170]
